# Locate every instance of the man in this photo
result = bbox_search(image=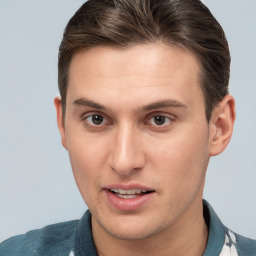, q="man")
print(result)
[1,0,255,255]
